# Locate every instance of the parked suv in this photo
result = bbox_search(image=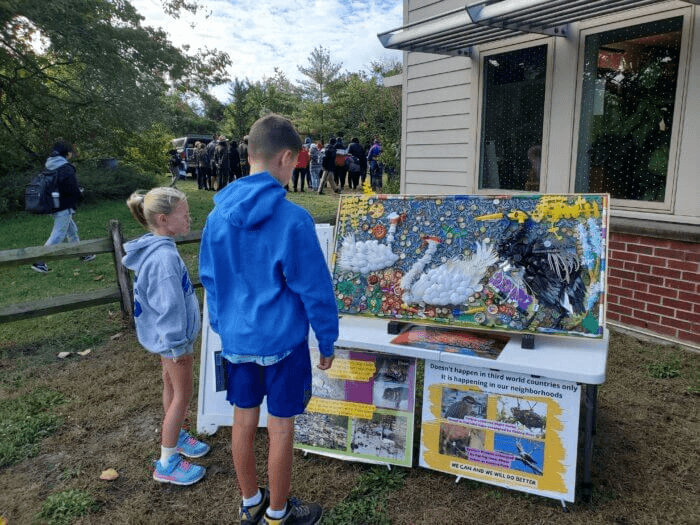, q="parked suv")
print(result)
[171,134,214,176]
